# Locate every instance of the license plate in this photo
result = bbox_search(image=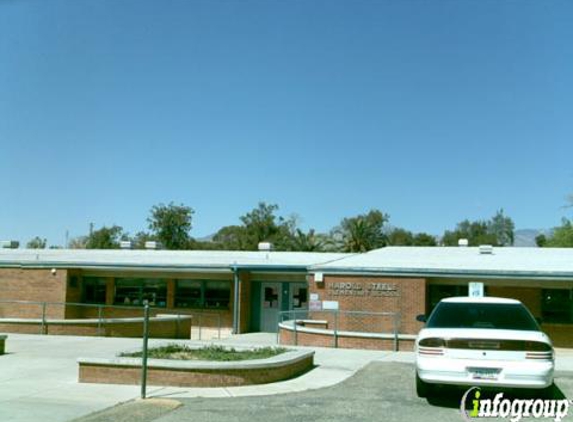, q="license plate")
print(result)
[468,367,501,380]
